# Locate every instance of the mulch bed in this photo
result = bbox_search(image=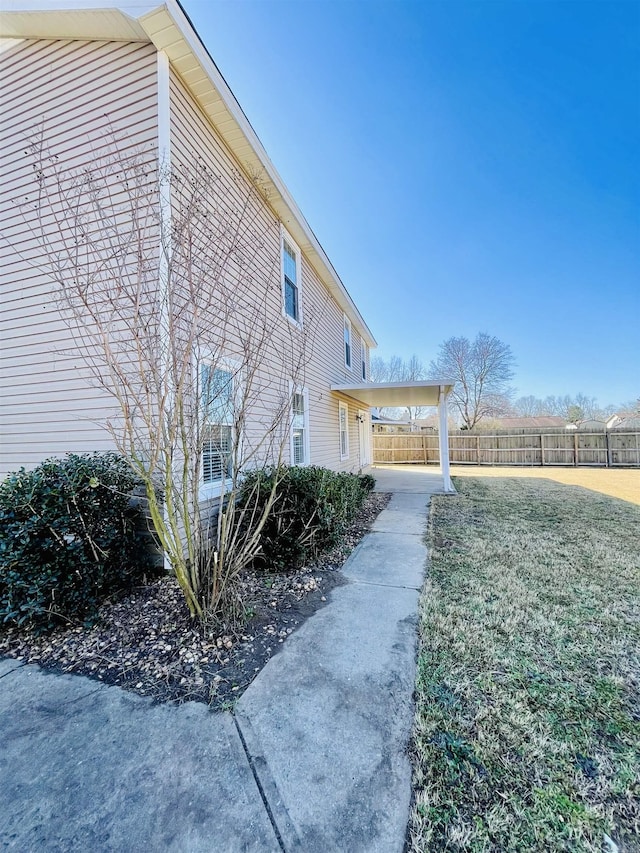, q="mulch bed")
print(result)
[0,492,390,709]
